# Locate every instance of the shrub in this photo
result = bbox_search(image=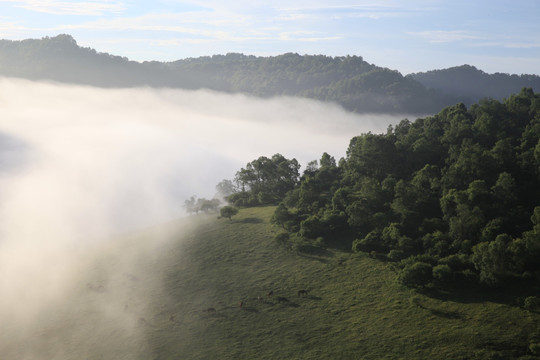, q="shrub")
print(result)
[438,254,472,272]
[388,249,405,261]
[352,230,383,253]
[524,296,540,311]
[271,203,300,231]
[220,206,239,220]
[402,254,438,266]
[274,232,290,244]
[472,238,509,286]
[352,238,364,253]
[299,215,324,239]
[314,237,326,248]
[529,342,540,355]
[398,236,420,254]
[432,264,454,283]
[398,261,433,287]
[227,192,249,207]
[320,209,348,237]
